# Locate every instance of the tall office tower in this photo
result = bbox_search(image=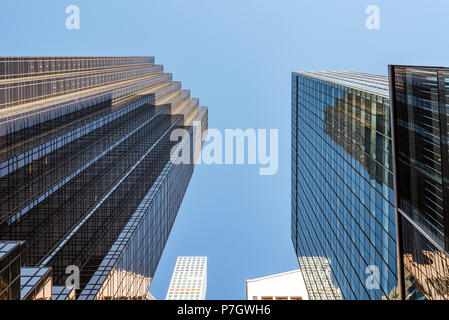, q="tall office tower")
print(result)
[0,57,208,300]
[166,256,207,300]
[389,65,449,300]
[291,71,398,300]
[297,257,342,300]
